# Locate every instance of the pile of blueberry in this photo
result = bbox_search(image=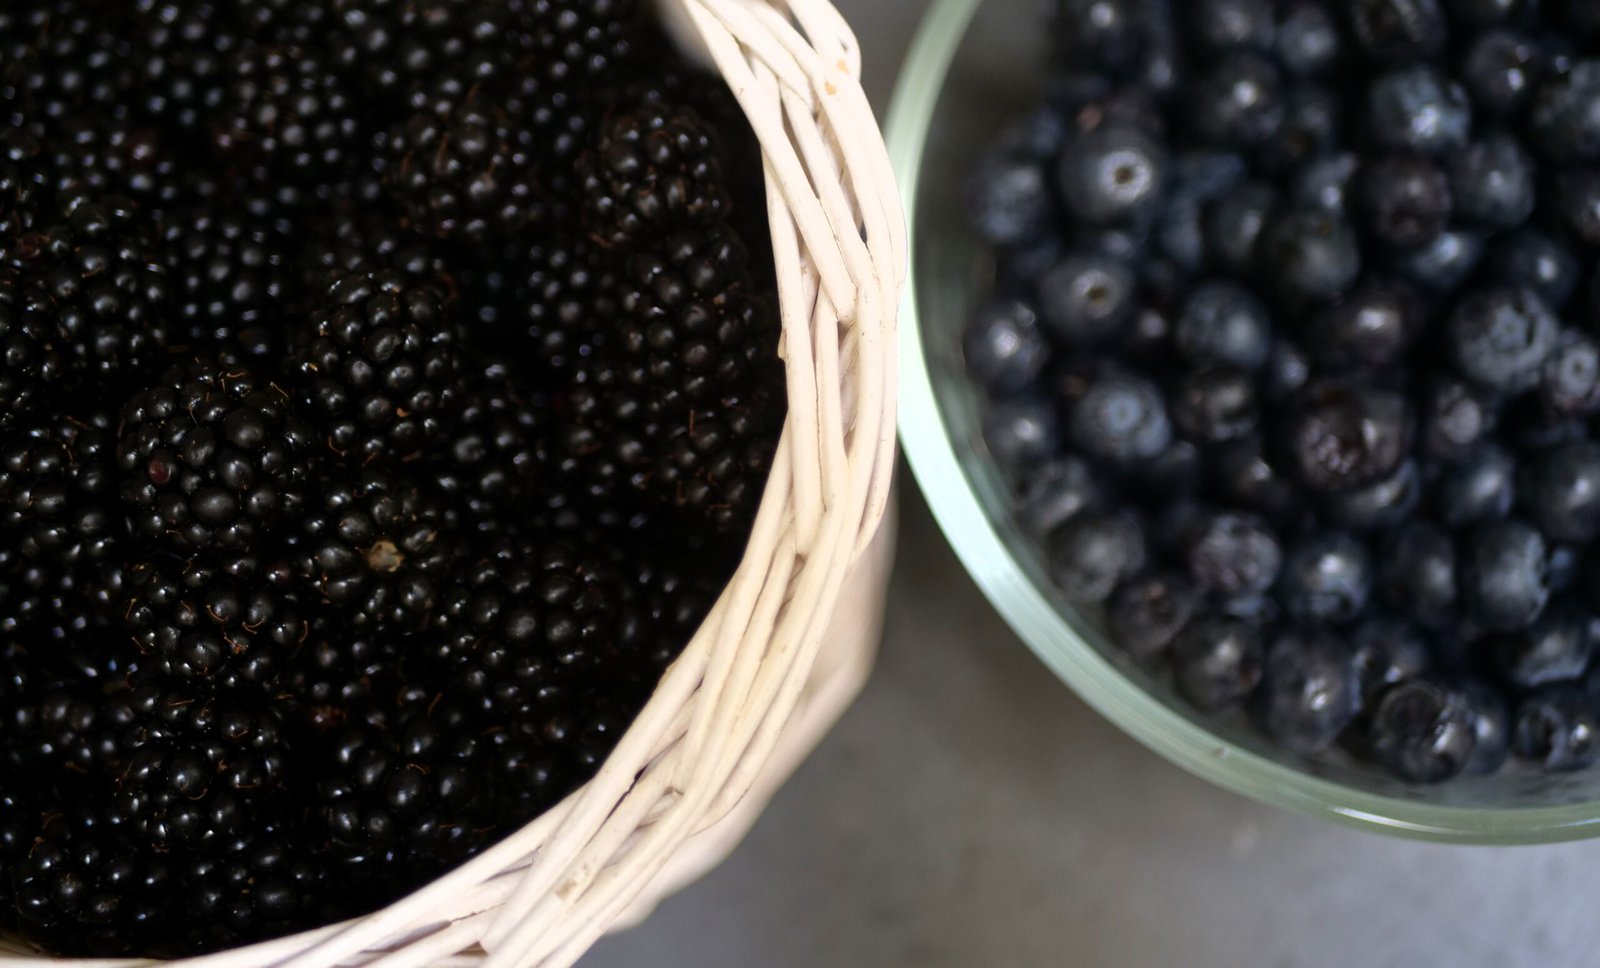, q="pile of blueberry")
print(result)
[964,0,1600,782]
